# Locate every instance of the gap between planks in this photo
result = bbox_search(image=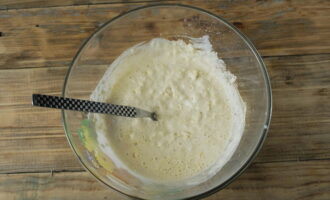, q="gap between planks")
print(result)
[0,53,330,71]
[0,0,177,11]
[0,156,329,175]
